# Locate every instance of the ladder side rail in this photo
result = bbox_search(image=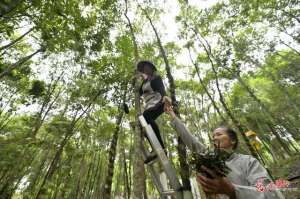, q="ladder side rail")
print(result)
[141,145,167,198]
[139,115,183,199]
